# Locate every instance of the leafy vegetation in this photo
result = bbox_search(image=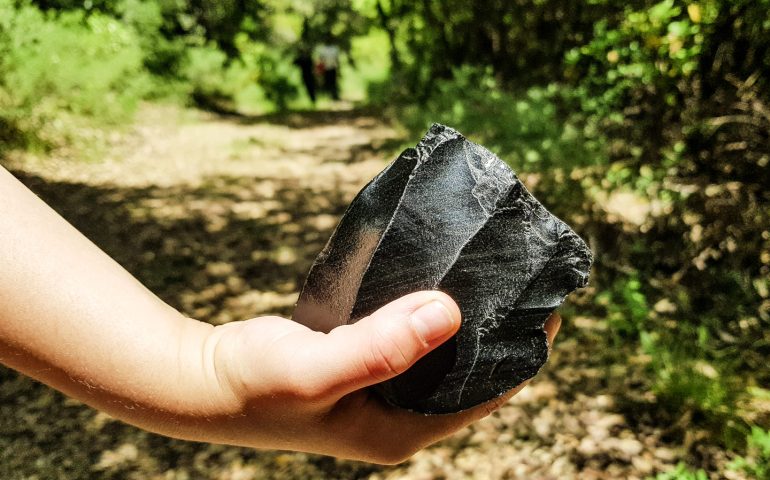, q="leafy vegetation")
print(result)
[1,0,768,476]
[653,462,709,480]
[0,0,148,149]
[369,0,769,459]
[729,427,770,479]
